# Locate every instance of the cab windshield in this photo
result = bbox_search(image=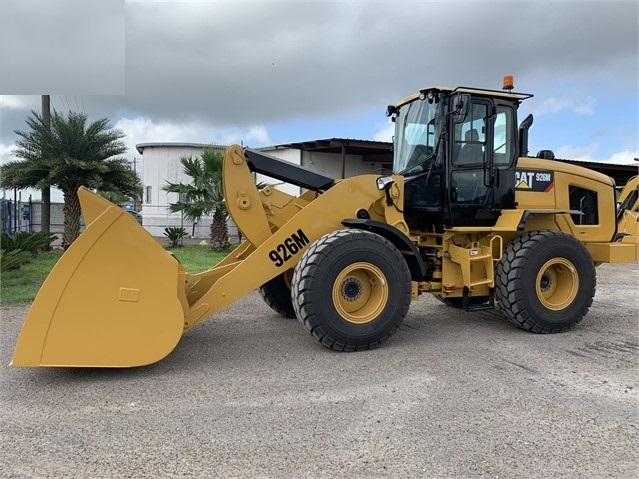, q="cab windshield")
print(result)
[393,98,445,175]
